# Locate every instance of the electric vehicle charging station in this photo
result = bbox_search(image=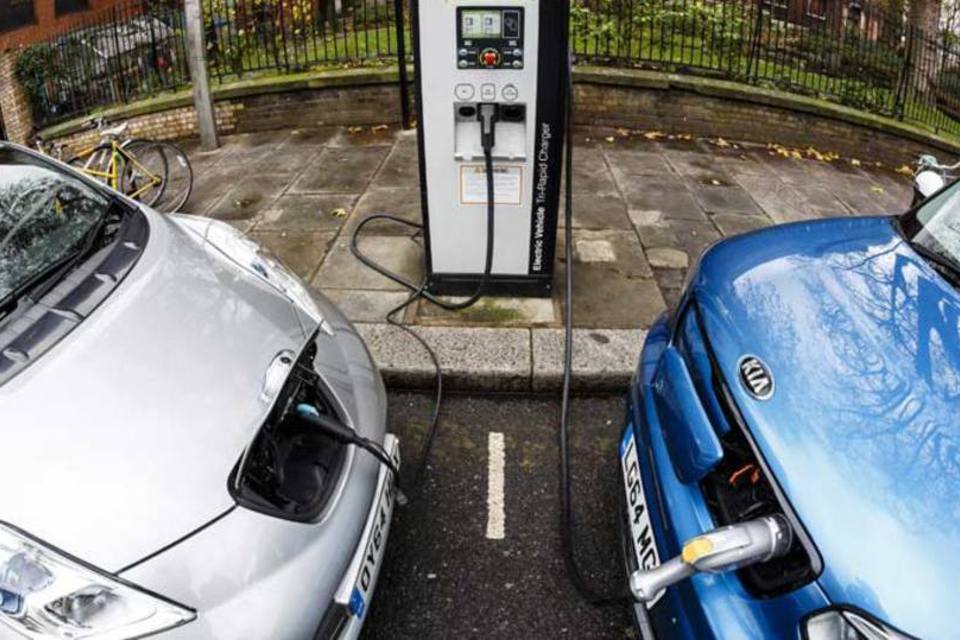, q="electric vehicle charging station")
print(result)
[411,0,569,297]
